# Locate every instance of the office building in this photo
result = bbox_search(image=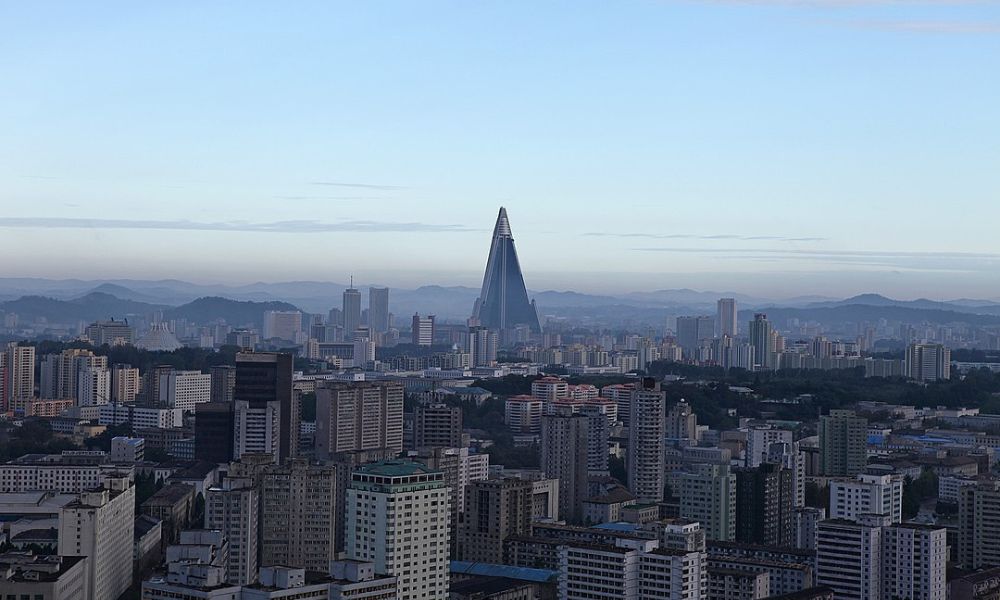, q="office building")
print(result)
[110,363,140,403]
[235,352,297,461]
[905,343,951,382]
[260,459,337,572]
[84,319,135,346]
[233,399,280,459]
[315,382,404,458]
[541,410,588,523]
[160,369,212,412]
[680,464,736,542]
[347,460,450,600]
[210,365,236,403]
[830,473,904,524]
[411,313,436,346]
[141,482,196,546]
[111,436,144,463]
[677,316,715,355]
[262,310,302,341]
[58,475,135,600]
[413,402,463,449]
[195,401,235,463]
[959,479,1000,569]
[471,207,541,333]
[819,410,868,477]
[629,379,667,503]
[735,463,795,547]
[342,285,362,334]
[748,314,775,370]
[458,477,533,563]
[717,298,738,338]
[205,476,259,585]
[0,451,125,493]
[368,287,390,333]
